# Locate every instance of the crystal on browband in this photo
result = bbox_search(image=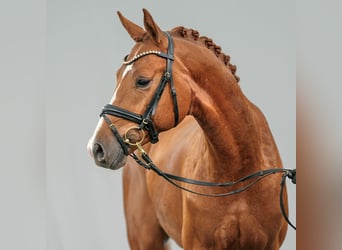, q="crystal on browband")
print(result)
[123,50,162,65]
